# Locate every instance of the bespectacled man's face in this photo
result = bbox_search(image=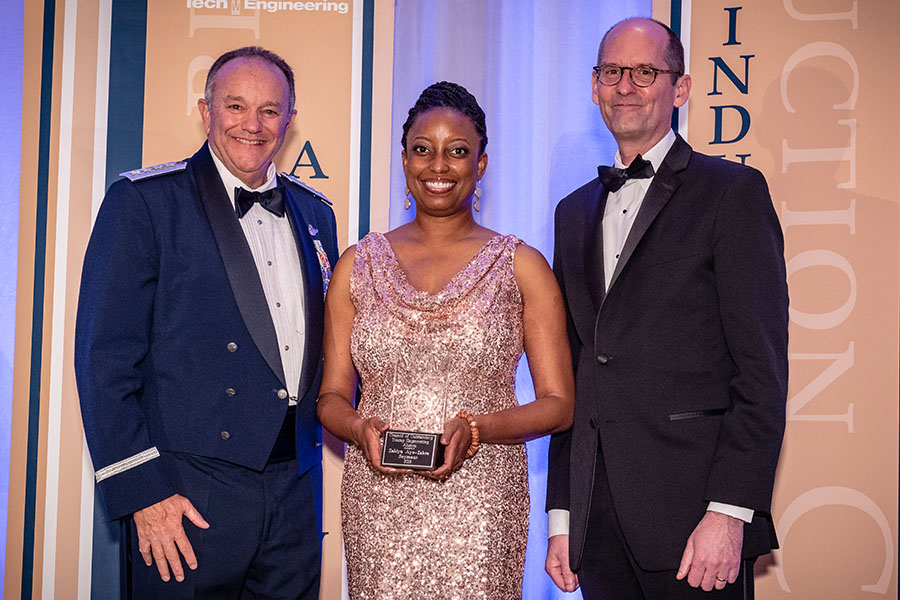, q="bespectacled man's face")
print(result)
[593,19,690,153]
